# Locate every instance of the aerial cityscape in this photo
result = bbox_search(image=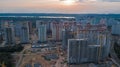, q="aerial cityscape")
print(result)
[0,0,120,67]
